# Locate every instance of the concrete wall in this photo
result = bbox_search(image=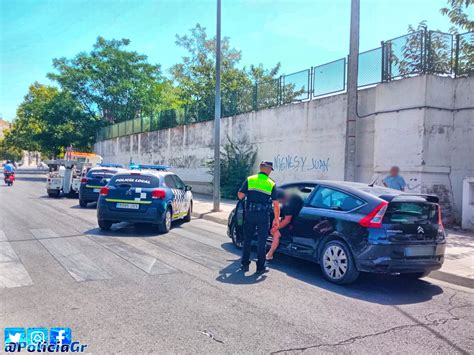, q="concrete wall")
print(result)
[462,178,474,230]
[95,75,474,224]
